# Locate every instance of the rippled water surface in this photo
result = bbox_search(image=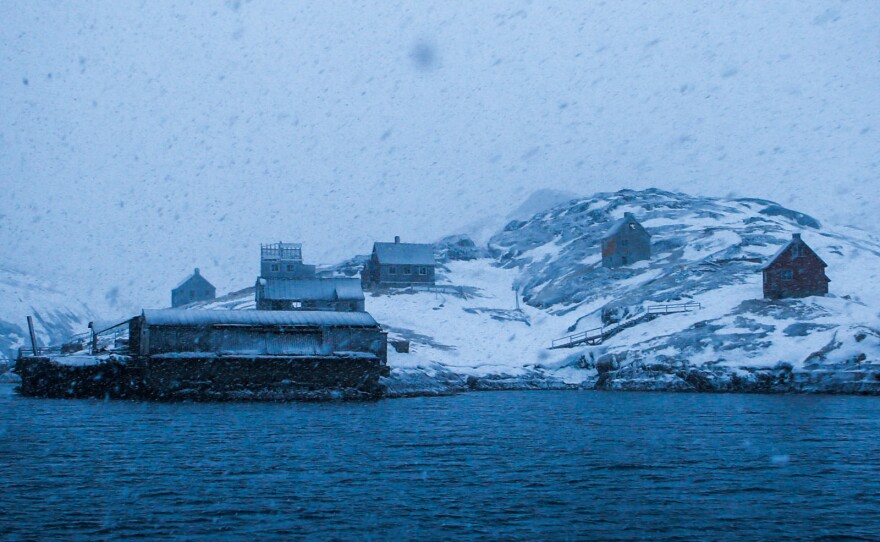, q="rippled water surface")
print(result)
[2,385,880,540]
